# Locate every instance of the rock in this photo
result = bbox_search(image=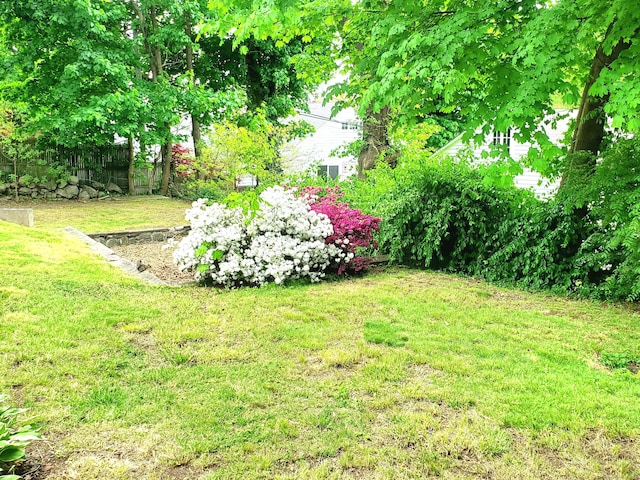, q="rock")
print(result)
[44,180,58,191]
[0,183,6,194]
[82,186,98,198]
[18,176,30,186]
[136,260,149,272]
[56,188,71,199]
[98,190,109,198]
[18,186,32,195]
[63,185,79,198]
[106,182,123,194]
[67,175,79,185]
[57,180,68,189]
[78,190,90,201]
[83,180,106,191]
[105,238,121,248]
